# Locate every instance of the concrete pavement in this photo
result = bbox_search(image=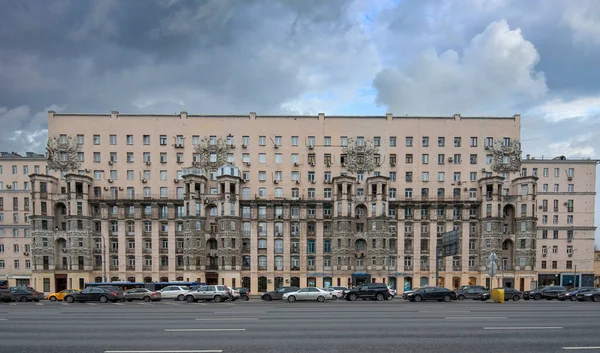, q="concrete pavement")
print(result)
[0,299,599,353]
